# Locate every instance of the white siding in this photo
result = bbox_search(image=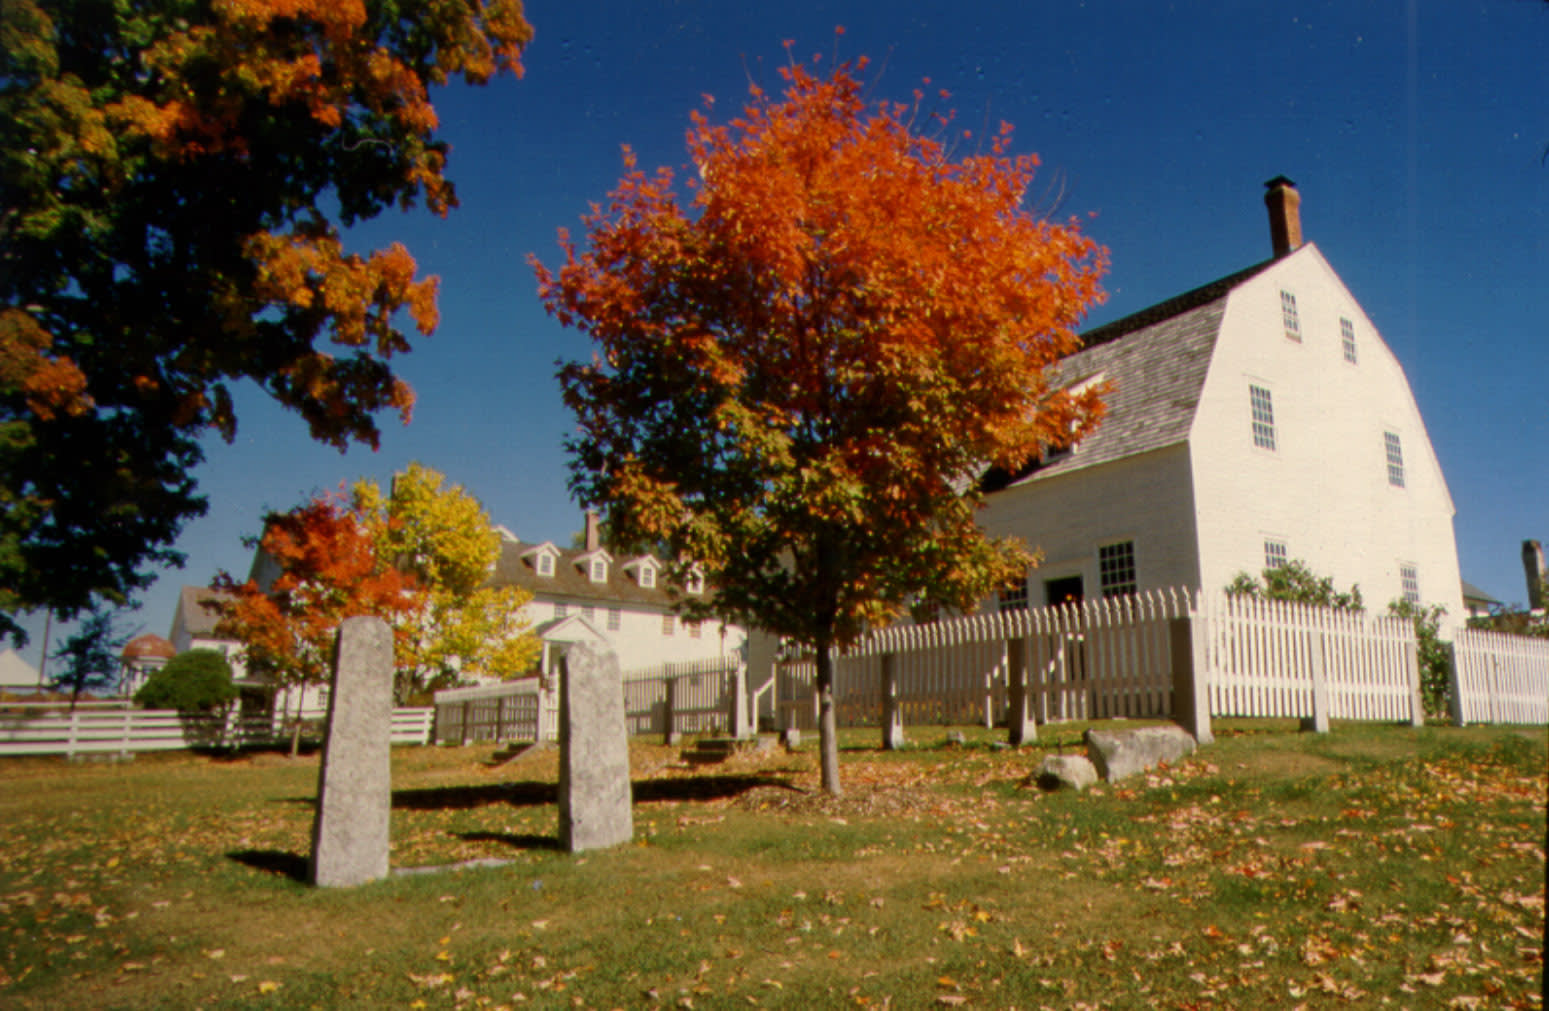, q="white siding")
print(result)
[979,444,1201,605]
[1189,246,1464,622]
[529,596,745,668]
